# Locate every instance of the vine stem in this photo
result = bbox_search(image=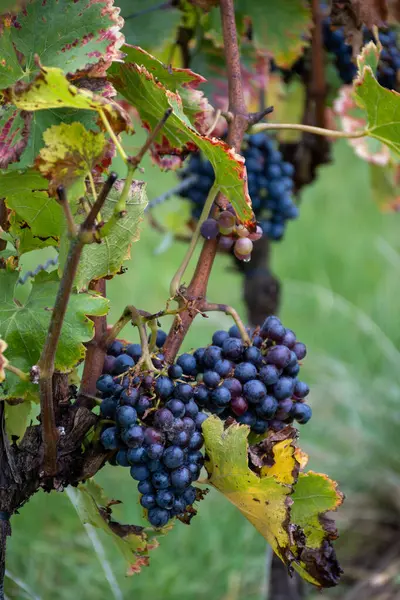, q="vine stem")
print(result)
[251,122,366,139]
[311,0,327,129]
[169,184,219,297]
[37,177,116,476]
[200,302,251,345]
[163,0,249,363]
